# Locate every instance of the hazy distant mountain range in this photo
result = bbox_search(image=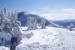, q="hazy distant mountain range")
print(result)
[52,19,75,28]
